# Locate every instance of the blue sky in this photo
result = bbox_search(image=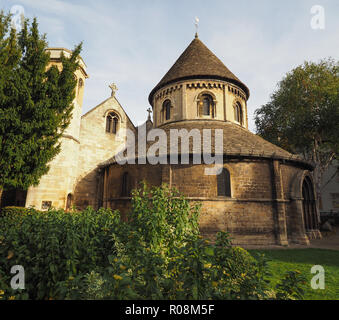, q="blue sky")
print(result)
[2,0,339,131]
